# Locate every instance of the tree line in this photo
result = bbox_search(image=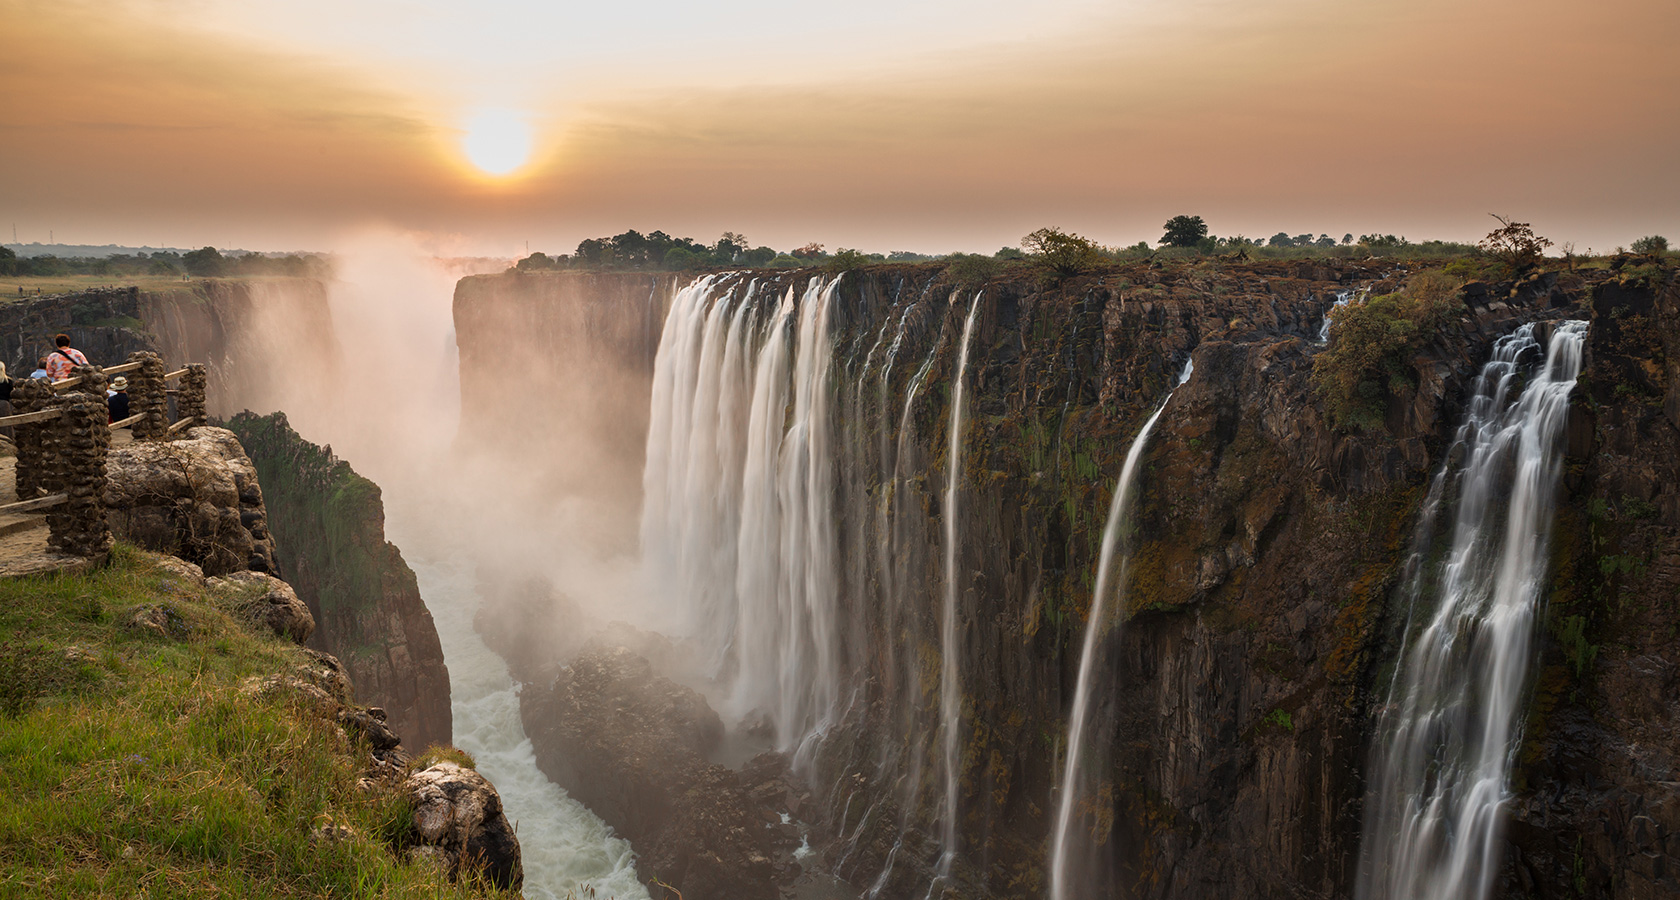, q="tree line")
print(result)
[0,246,328,279]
